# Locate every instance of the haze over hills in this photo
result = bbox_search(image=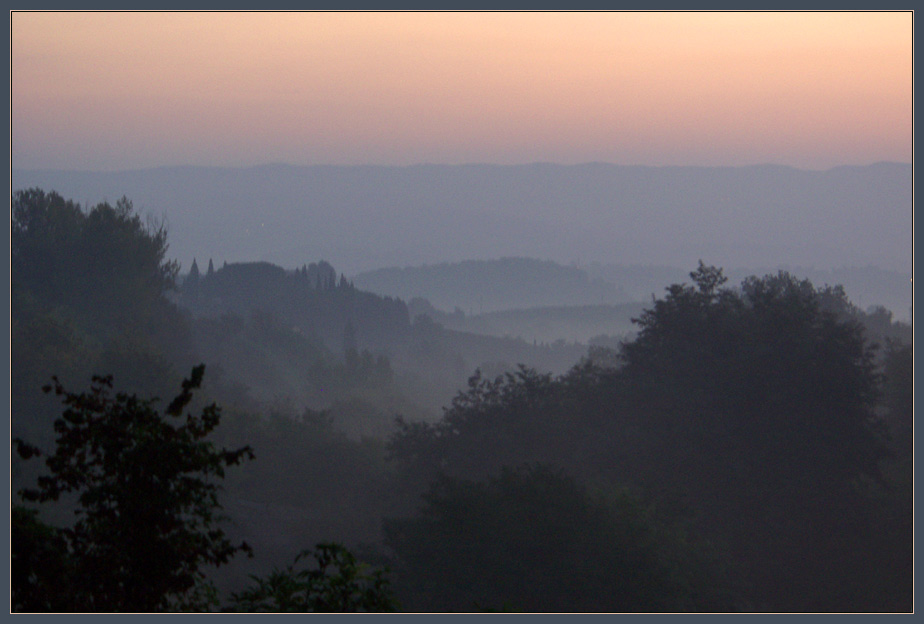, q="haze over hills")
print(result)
[356,257,911,325]
[11,162,912,280]
[12,176,914,613]
[12,11,913,613]
[353,257,632,314]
